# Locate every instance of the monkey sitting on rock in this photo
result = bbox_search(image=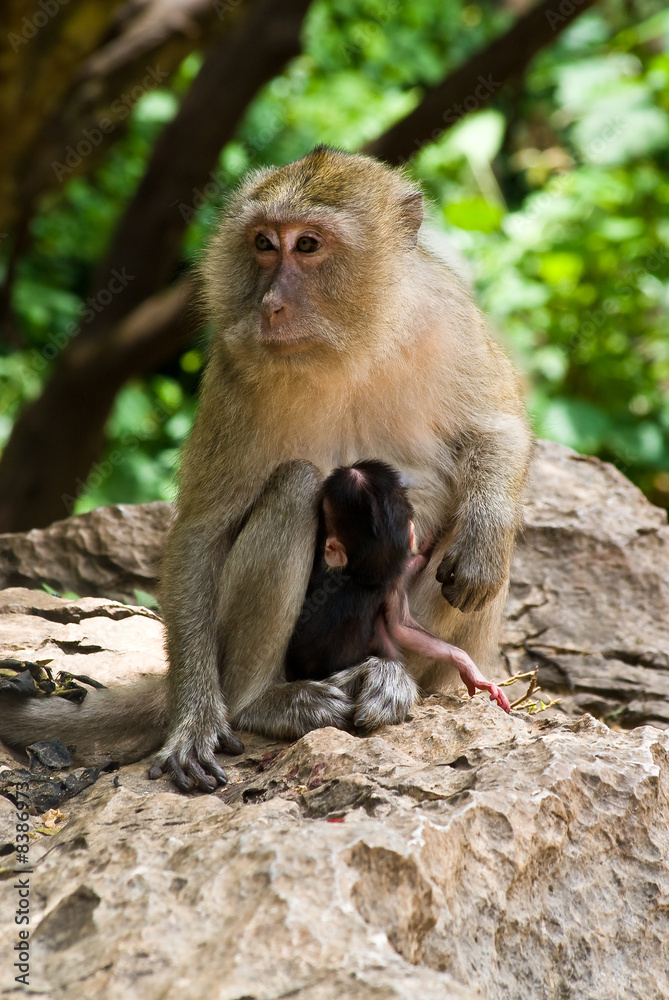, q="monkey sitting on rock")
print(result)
[286,460,510,719]
[0,146,529,792]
